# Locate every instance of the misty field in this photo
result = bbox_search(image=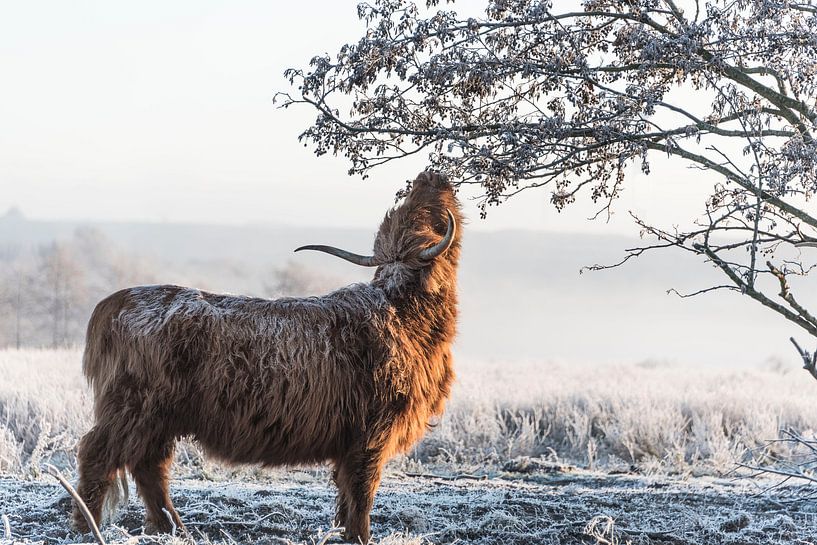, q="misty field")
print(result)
[2,349,817,544]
